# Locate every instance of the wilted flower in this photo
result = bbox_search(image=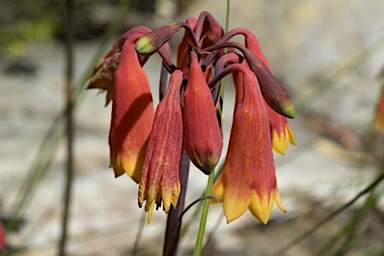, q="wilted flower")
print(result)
[138,70,184,223]
[89,11,295,224]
